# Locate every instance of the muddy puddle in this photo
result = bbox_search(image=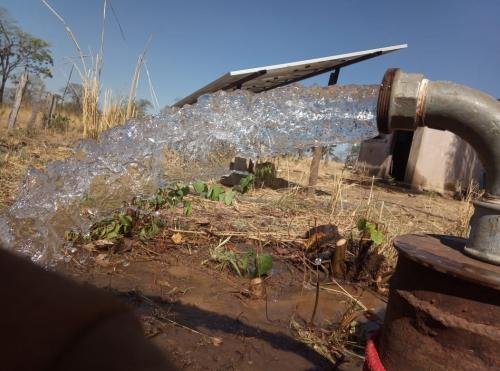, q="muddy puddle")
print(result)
[61,248,385,370]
